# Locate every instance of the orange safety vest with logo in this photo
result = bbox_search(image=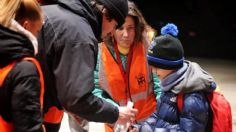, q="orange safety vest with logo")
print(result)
[99,43,157,122]
[0,57,45,132]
